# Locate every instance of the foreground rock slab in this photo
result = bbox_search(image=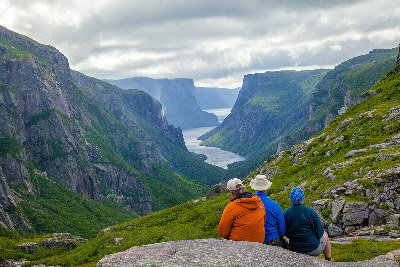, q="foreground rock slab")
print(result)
[97,238,399,266]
